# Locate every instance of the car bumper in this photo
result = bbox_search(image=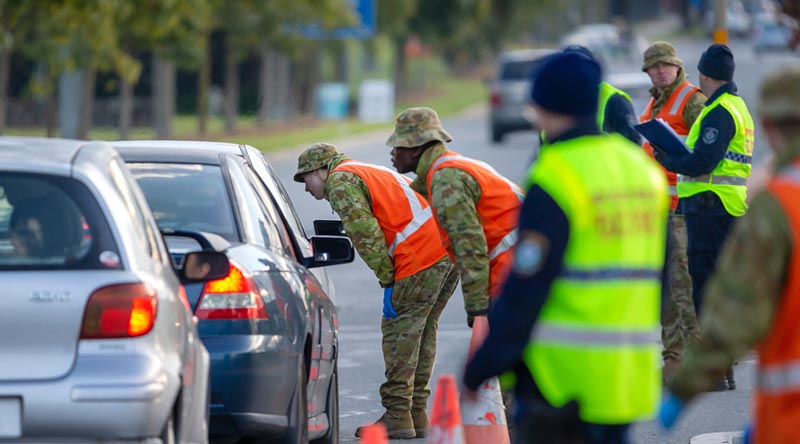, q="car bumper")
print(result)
[204,334,302,437]
[0,354,178,442]
[491,105,535,131]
